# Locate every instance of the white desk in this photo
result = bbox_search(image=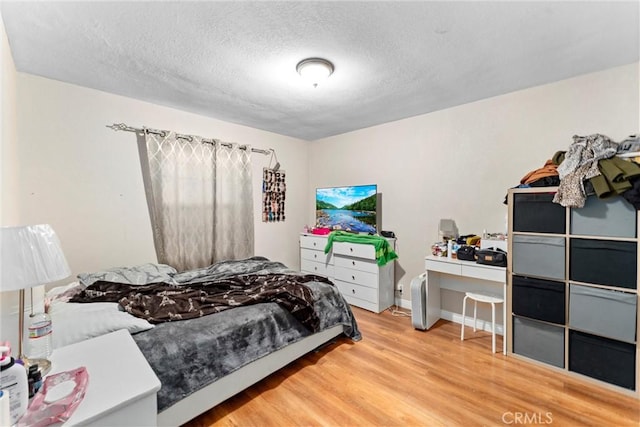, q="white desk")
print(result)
[48,329,161,426]
[424,255,507,354]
